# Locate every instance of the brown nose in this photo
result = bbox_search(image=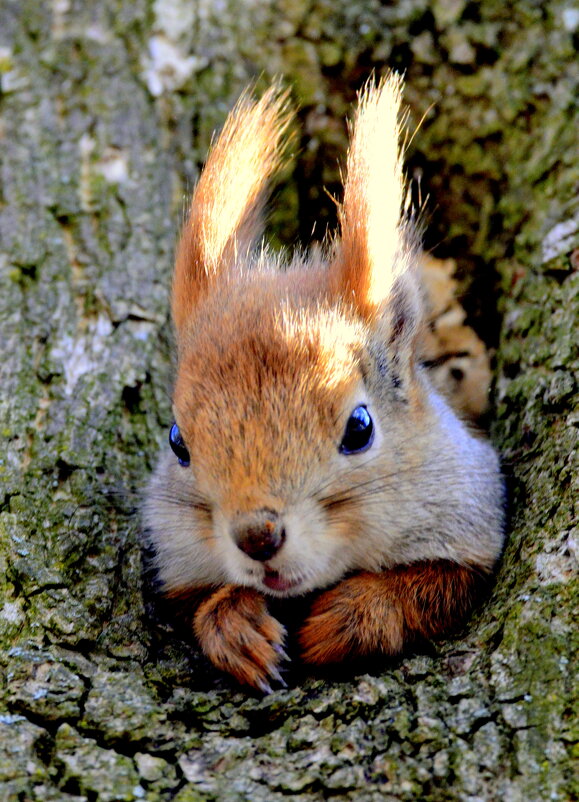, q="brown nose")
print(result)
[231,509,286,562]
